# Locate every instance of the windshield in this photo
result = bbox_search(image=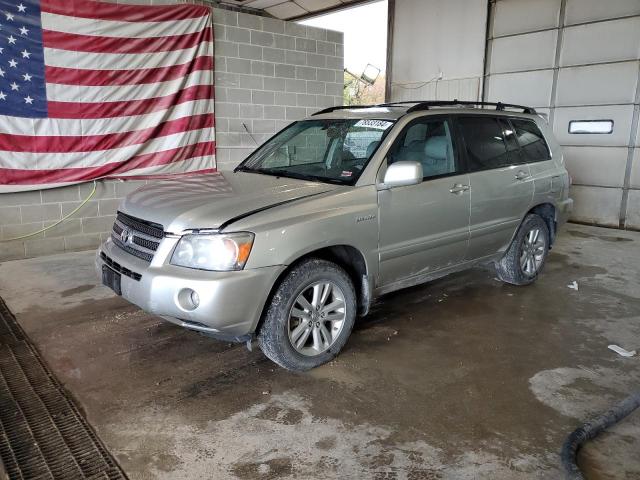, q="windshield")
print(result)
[236,118,395,185]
